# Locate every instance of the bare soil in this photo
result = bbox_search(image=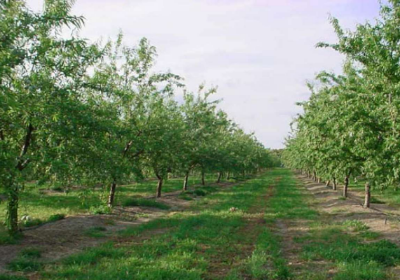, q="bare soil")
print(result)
[0,180,241,274]
[298,175,400,245]
[298,174,400,279]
